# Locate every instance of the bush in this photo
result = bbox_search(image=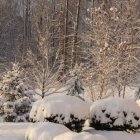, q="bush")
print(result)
[30,95,90,132]
[90,97,140,131]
